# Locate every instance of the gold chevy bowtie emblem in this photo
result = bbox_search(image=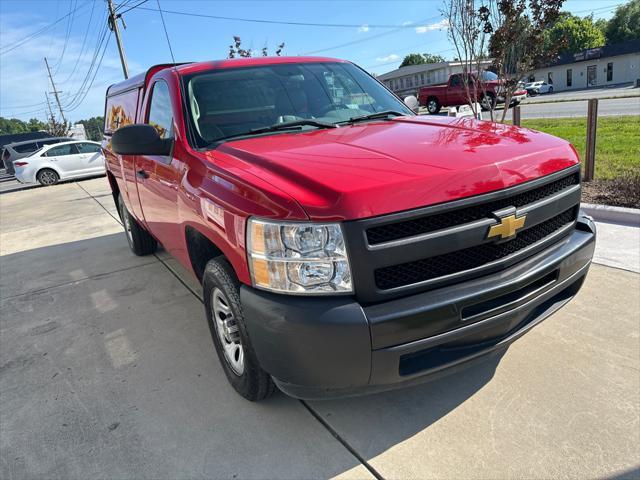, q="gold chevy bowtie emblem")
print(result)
[487,214,527,240]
